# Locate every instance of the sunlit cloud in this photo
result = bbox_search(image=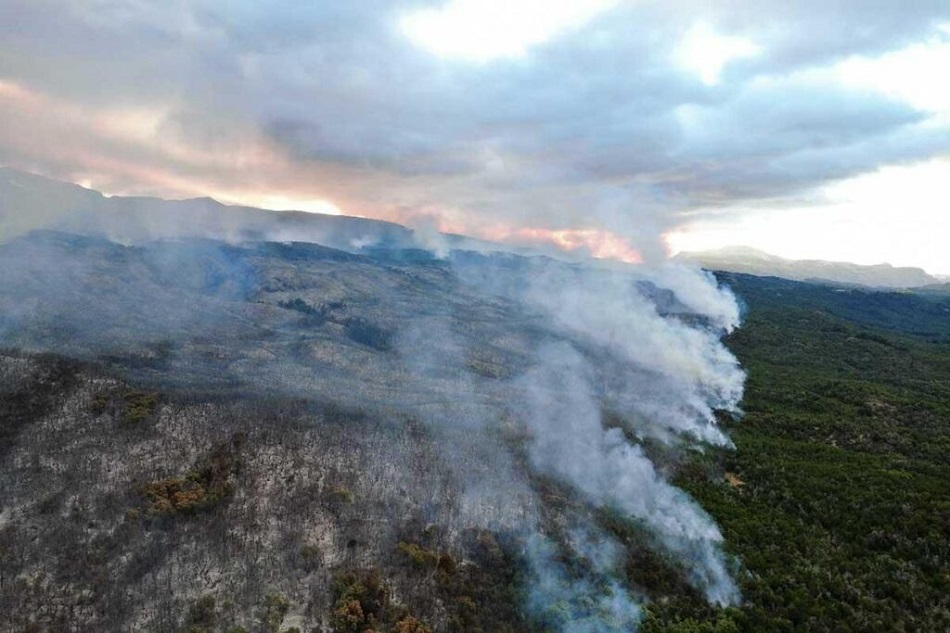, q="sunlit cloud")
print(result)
[2,2,949,270]
[665,157,950,274]
[836,35,950,116]
[229,193,341,216]
[675,22,760,85]
[486,226,642,263]
[0,78,348,214]
[400,0,619,62]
